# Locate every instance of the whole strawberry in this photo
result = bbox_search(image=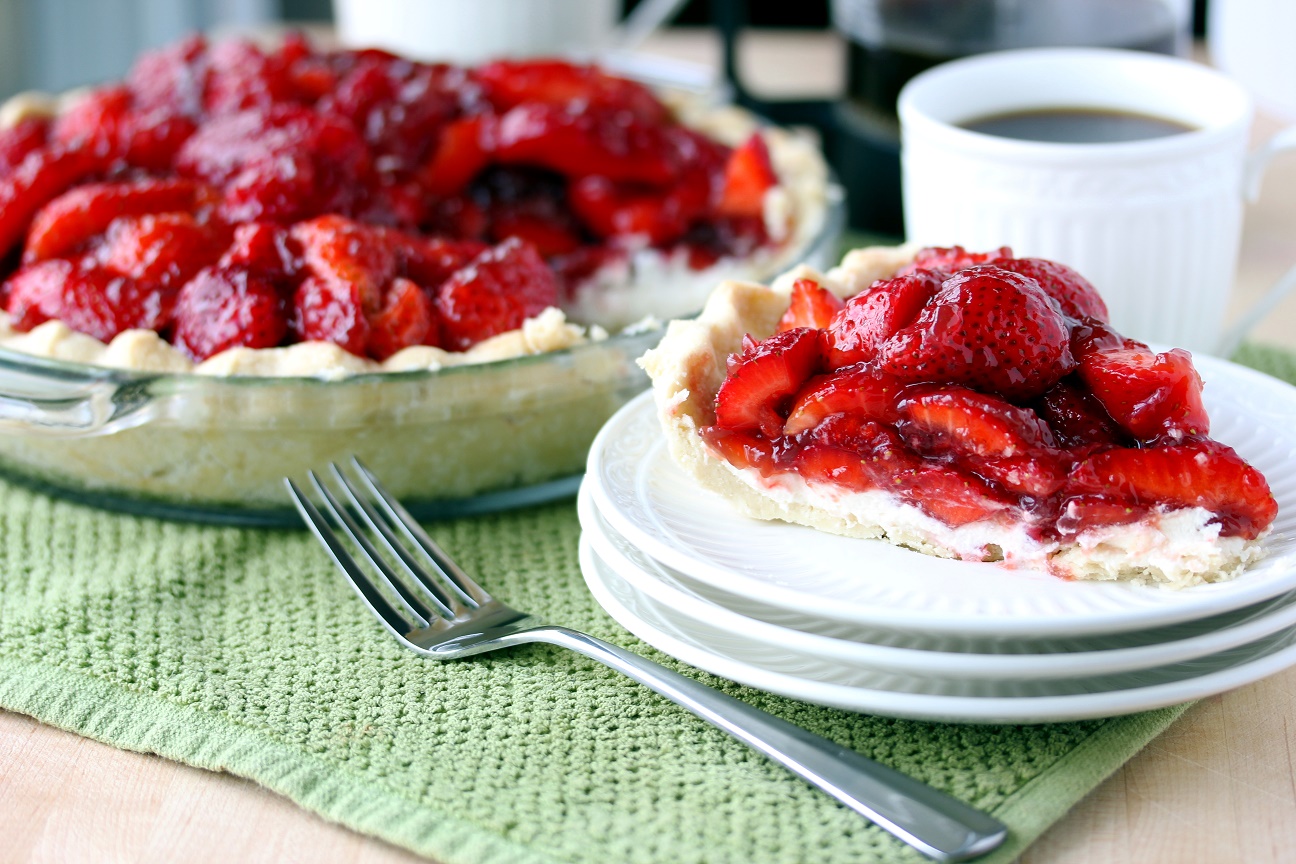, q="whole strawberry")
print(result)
[435,237,559,351]
[992,257,1109,322]
[875,265,1074,402]
[173,266,288,360]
